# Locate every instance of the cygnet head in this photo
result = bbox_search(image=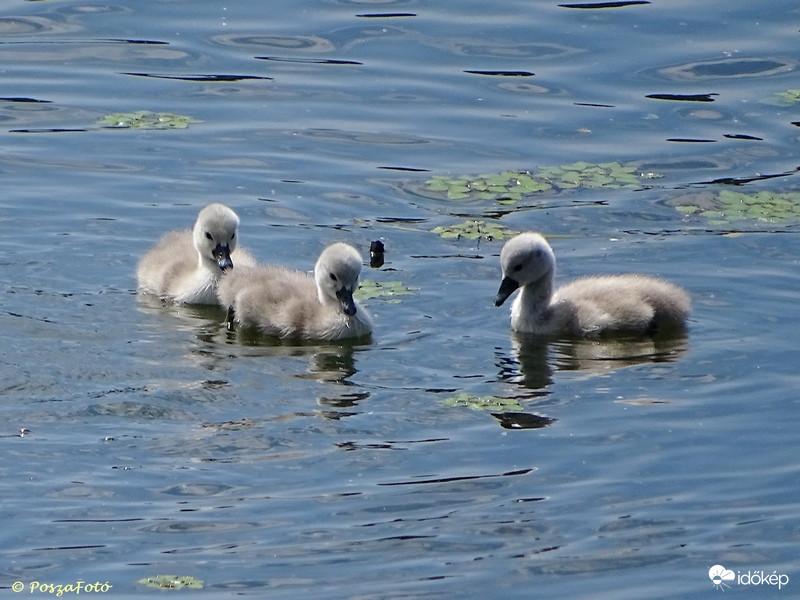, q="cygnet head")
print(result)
[495,232,556,307]
[192,203,241,271]
[314,242,364,316]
